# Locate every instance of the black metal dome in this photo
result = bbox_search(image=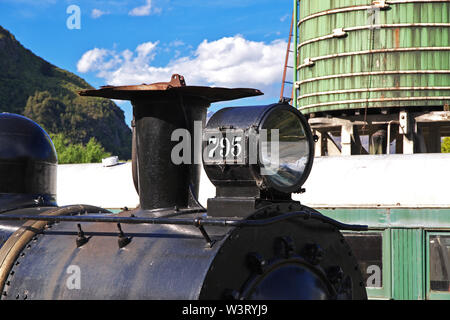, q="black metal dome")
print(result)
[0,113,57,209]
